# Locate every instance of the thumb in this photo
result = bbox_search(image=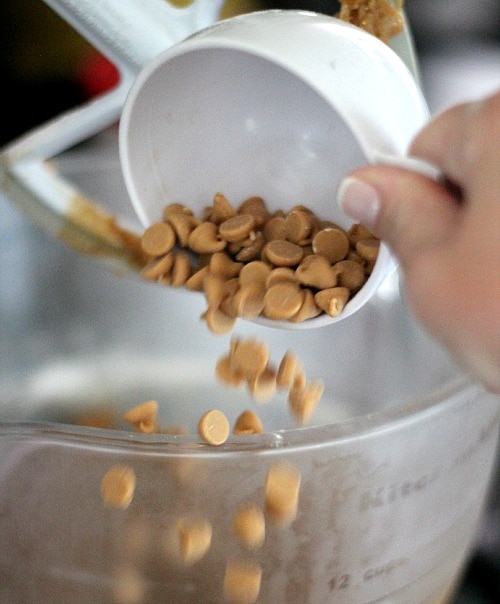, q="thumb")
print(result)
[336,166,460,270]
